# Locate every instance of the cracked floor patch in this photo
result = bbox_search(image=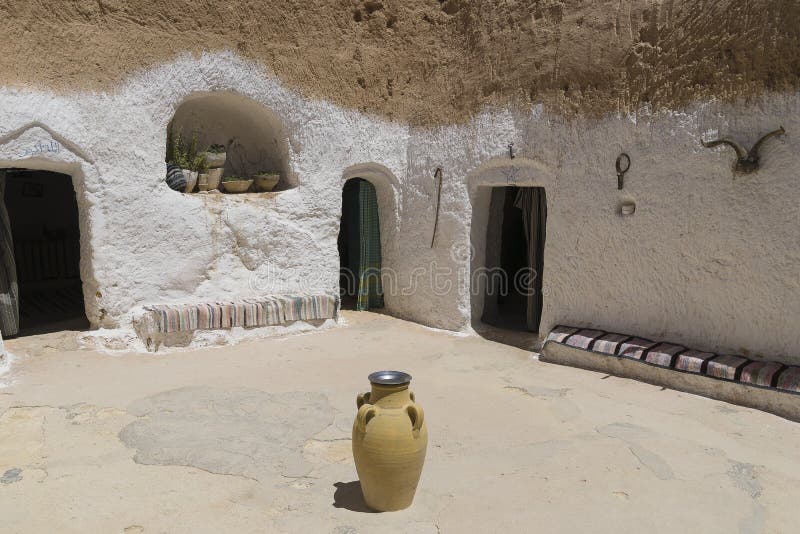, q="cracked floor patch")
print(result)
[118,386,334,481]
[598,422,675,480]
[504,383,581,422]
